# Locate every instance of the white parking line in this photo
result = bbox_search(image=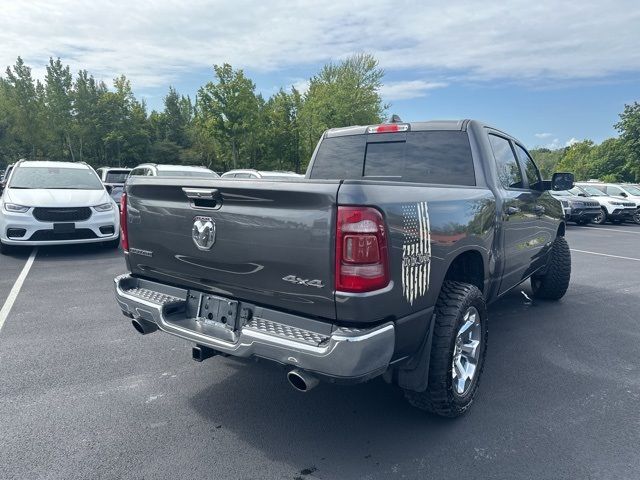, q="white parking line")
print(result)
[0,248,38,333]
[584,226,640,234]
[570,248,640,262]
